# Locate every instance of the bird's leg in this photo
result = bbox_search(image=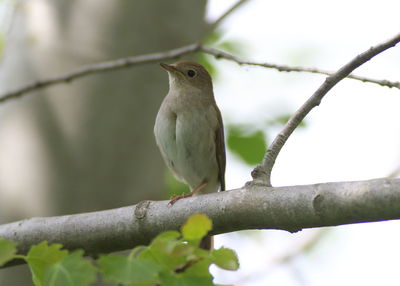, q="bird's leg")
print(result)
[168,182,207,206]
